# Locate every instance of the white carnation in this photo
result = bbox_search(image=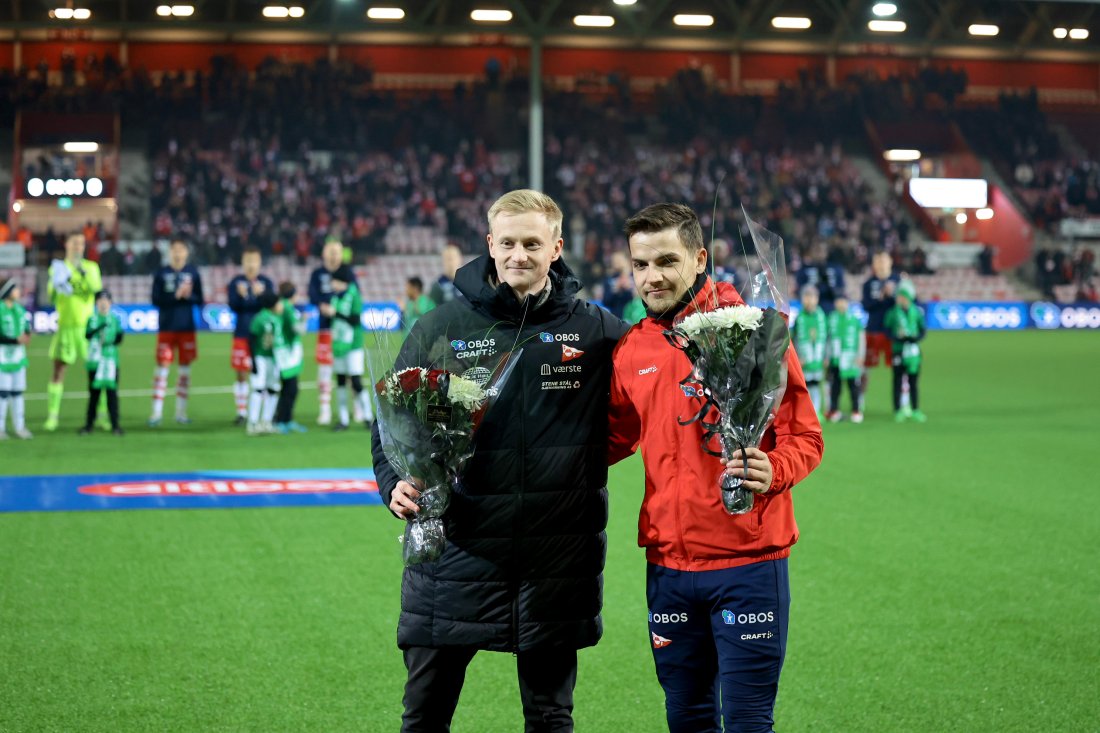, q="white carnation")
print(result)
[445,374,486,411]
[678,305,764,337]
